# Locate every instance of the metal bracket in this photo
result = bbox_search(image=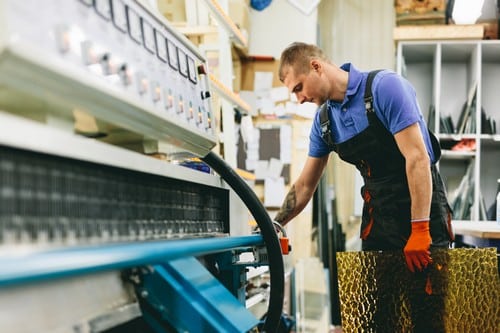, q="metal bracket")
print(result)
[127,256,259,332]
